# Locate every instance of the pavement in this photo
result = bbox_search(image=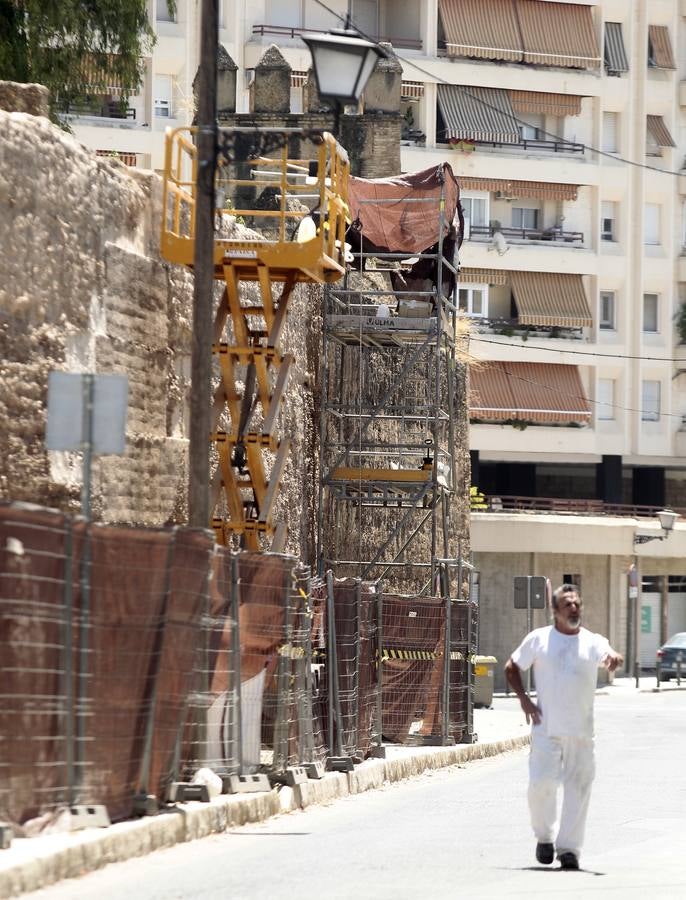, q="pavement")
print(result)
[2,676,683,898]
